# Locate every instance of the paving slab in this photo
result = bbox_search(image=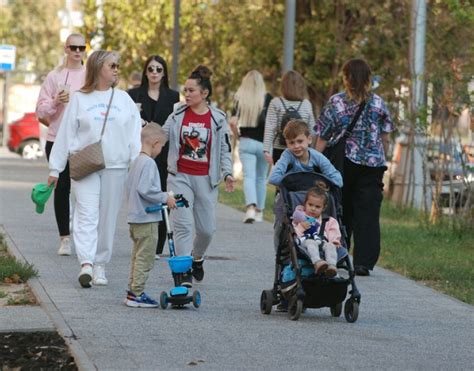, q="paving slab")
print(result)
[0,306,55,333]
